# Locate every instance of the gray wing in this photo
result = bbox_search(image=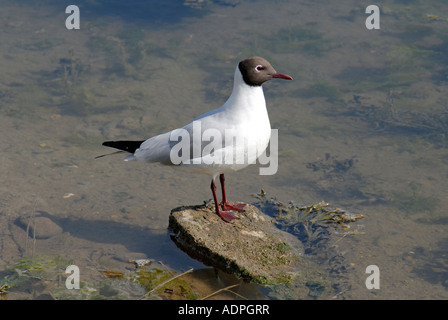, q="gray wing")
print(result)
[133,107,231,165]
